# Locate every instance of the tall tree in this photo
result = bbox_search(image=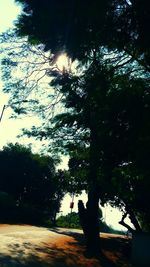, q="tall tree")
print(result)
[51,61,150,233]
